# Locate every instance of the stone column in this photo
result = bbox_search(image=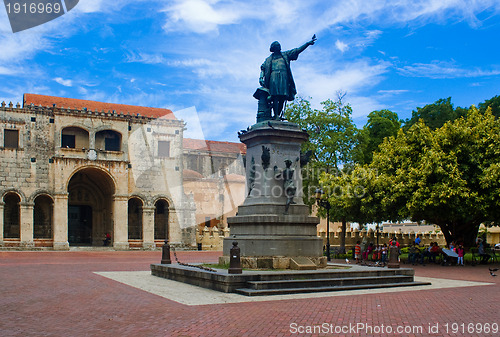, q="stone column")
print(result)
[169,209,182,245]
[113,195,129,250]
[53,193,69,250]
[20,202,35,248]
[0,202,4,246]
[142,206,155,250]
